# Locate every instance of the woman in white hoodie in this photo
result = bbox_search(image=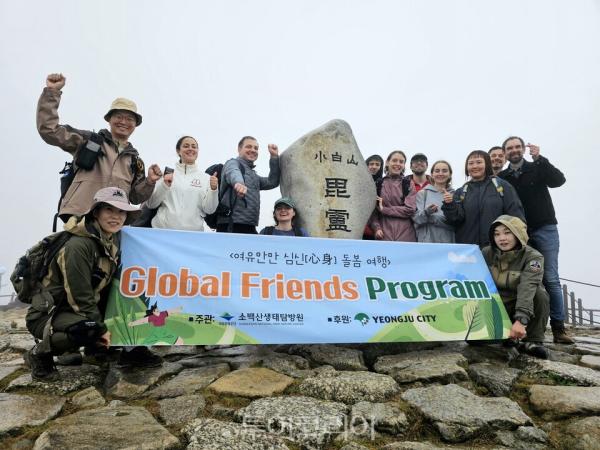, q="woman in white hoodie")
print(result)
[147,136,218,231]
